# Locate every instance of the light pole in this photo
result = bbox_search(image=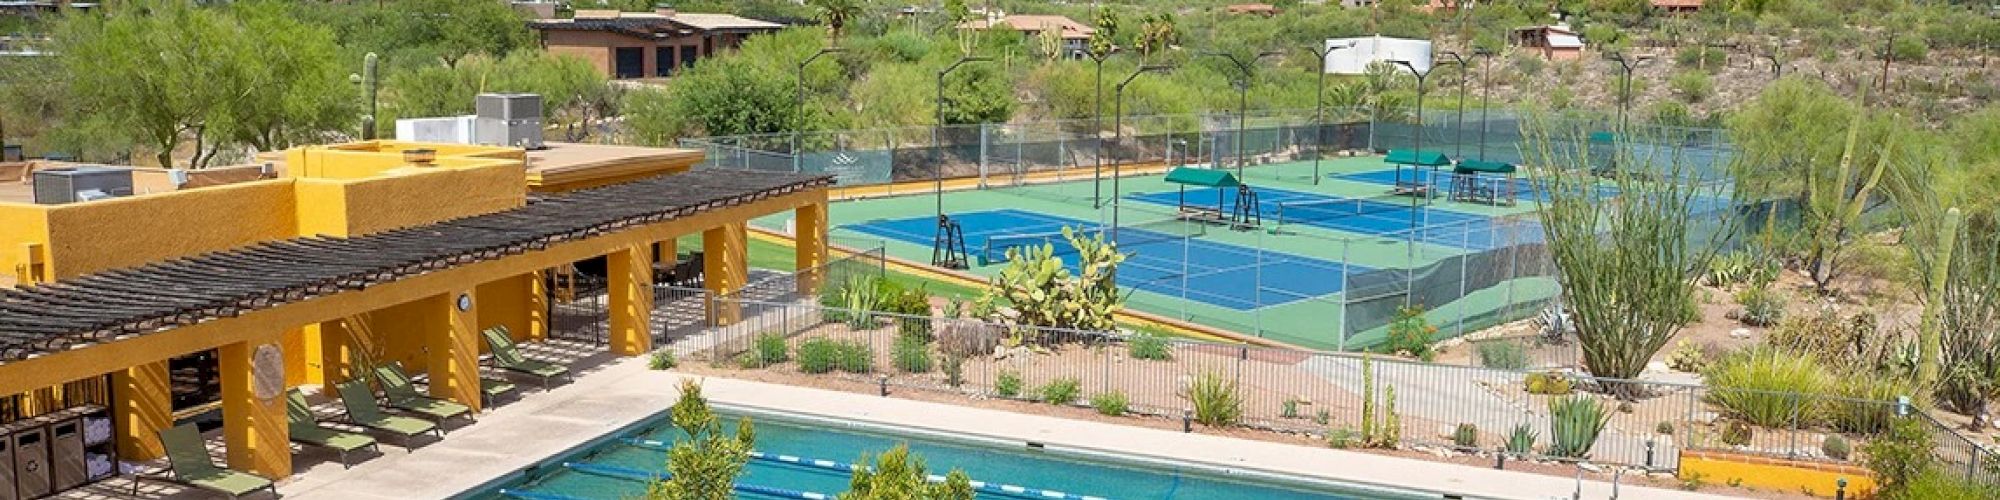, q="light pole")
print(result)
[1391,58,1456,231]
[1111,65,1174,241]
[1472,48,1495,161]
[1200,50,1282,177]
[1305,43,1353,185]
[1604,52,1653,134]
[1089,50,1110,208]
[934,55,992,218]
[794,46,845,173]
[1439,51,1470,160]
